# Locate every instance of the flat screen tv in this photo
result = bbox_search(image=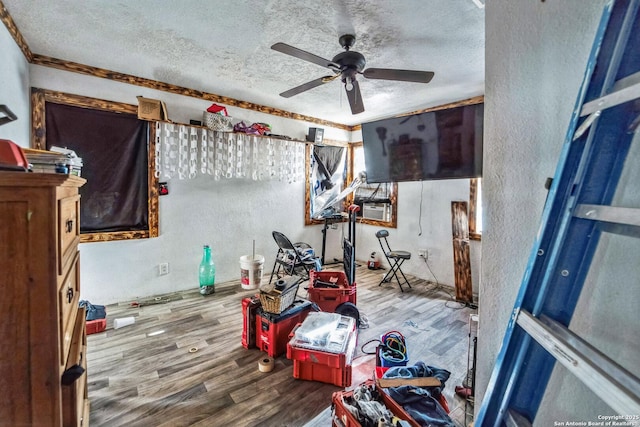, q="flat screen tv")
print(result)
[361,102,483,183]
